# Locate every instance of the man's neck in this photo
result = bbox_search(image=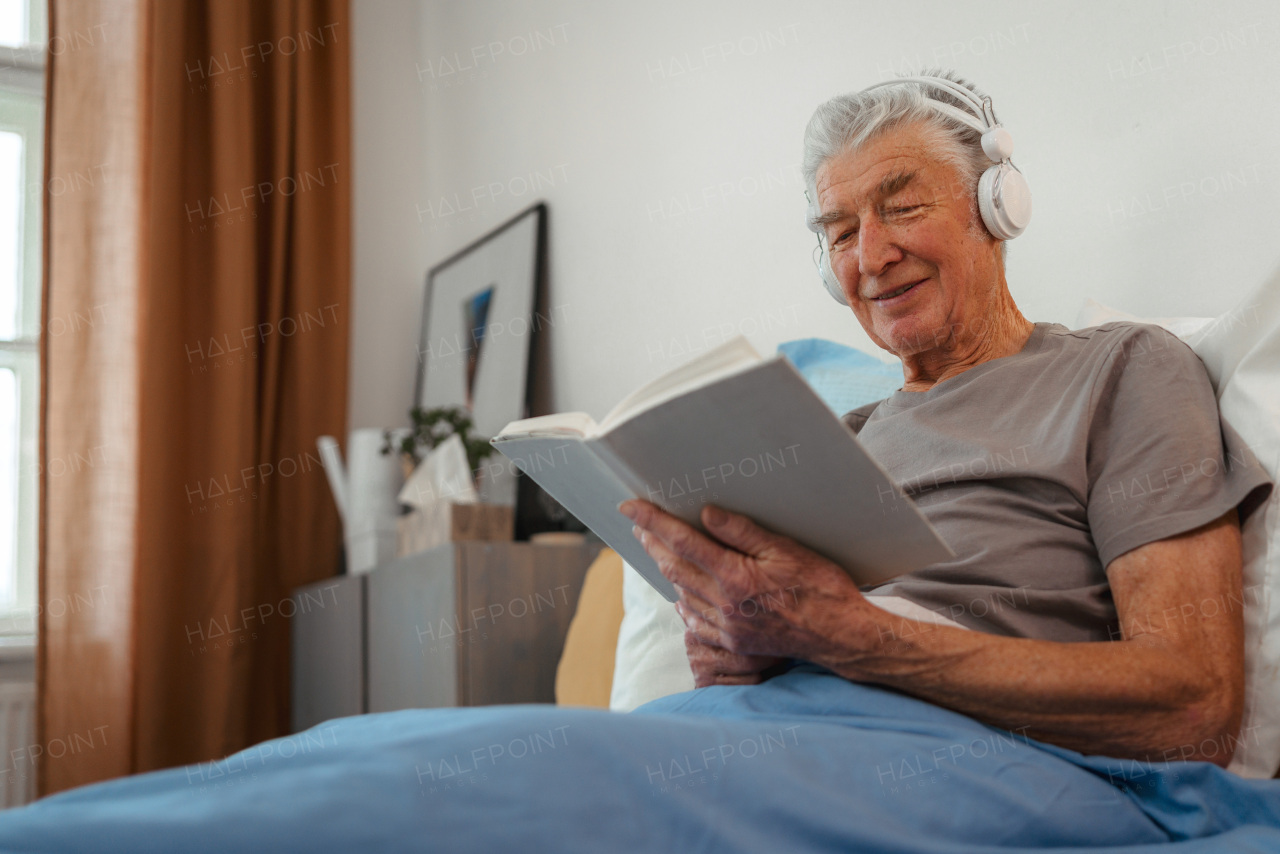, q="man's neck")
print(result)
[898,305,1035,393]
